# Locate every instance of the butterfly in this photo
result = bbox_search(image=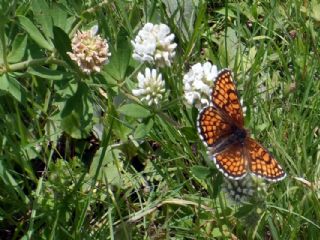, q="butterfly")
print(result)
[197,69,286,181]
